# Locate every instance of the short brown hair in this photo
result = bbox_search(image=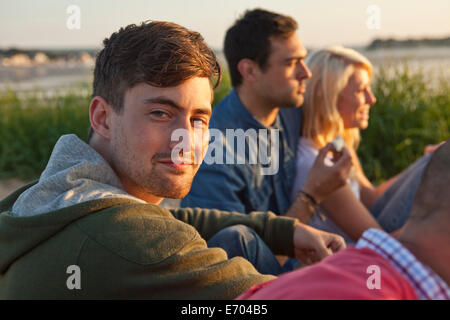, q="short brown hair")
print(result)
[88,21,221,141]
[224,9,297,87]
